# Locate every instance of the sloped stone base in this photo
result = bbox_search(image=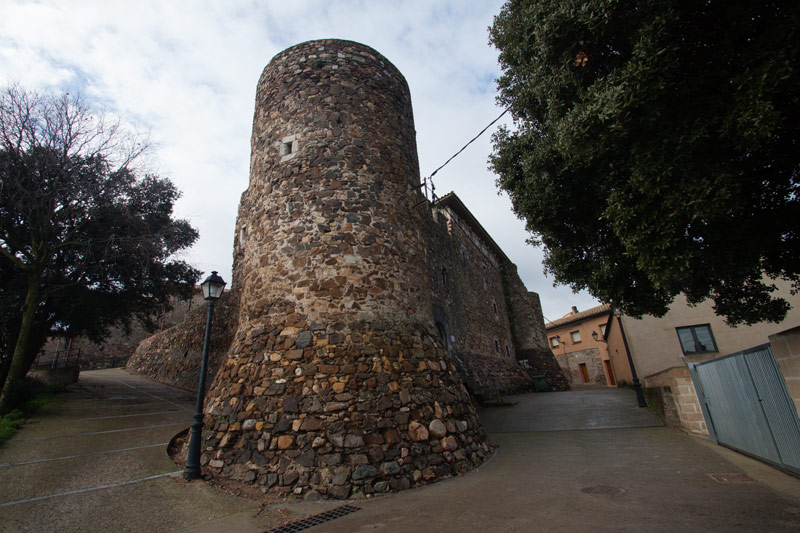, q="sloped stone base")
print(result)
[199,317,489,499]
